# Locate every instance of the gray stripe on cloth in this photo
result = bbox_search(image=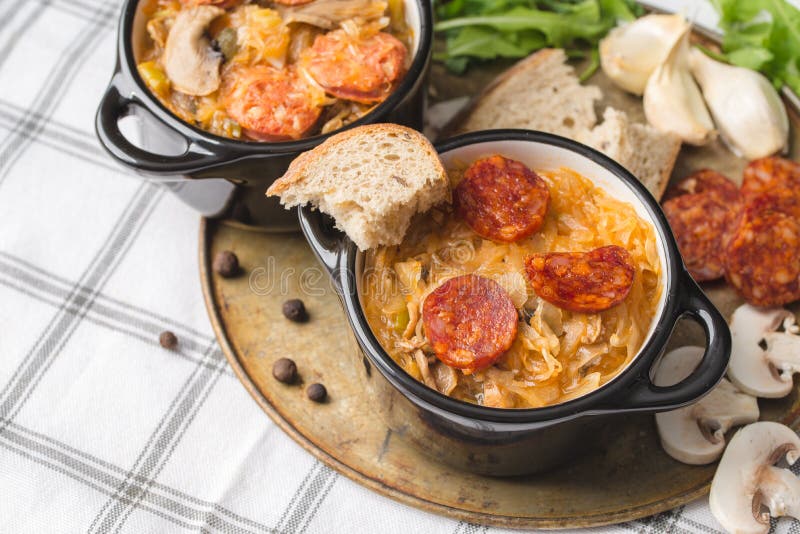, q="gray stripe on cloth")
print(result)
[0,275,231,374]
[296,468,338,534]
[0,0,51,73]
[87,341,228,533]
[0,0,119,186]
[0,253,215,353]
[452,521,489,534]
[278,463,337,534]
[0,99,100,143]
[0,0,22,34]
[275,462,321,531]
[0,421,275,534]
[675,515,720,534]
[26,0,116,26]
[0,251,215,343]
[0,99,114,161]
[0,105,117,171]
[0,182,163,422]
